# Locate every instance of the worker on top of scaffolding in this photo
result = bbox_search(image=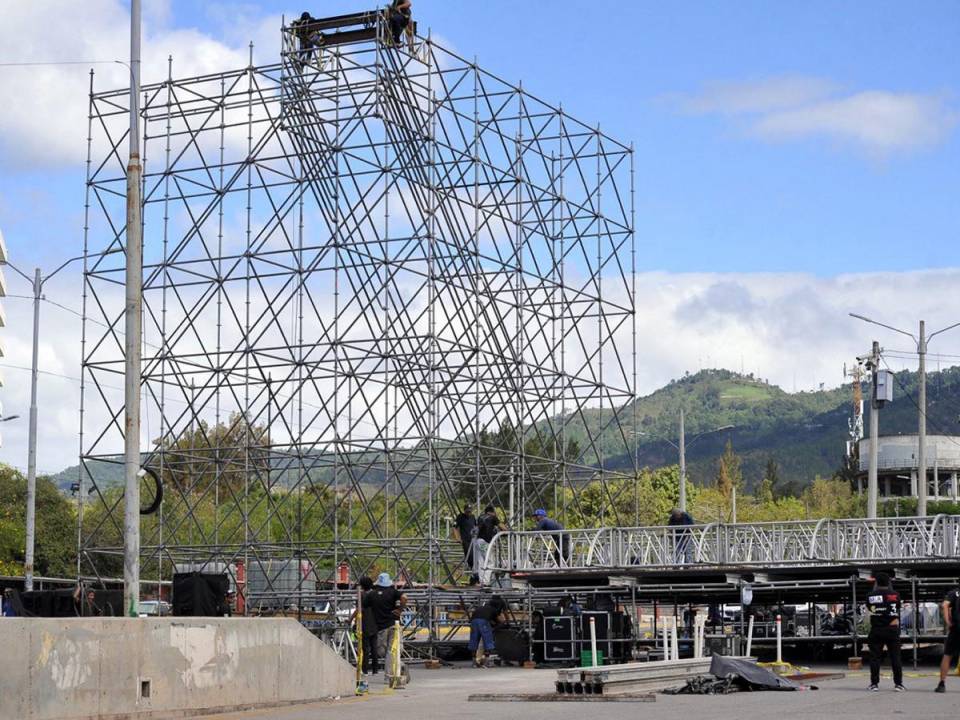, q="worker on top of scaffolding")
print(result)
[386,0,413,48]
[291,11,323,69]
